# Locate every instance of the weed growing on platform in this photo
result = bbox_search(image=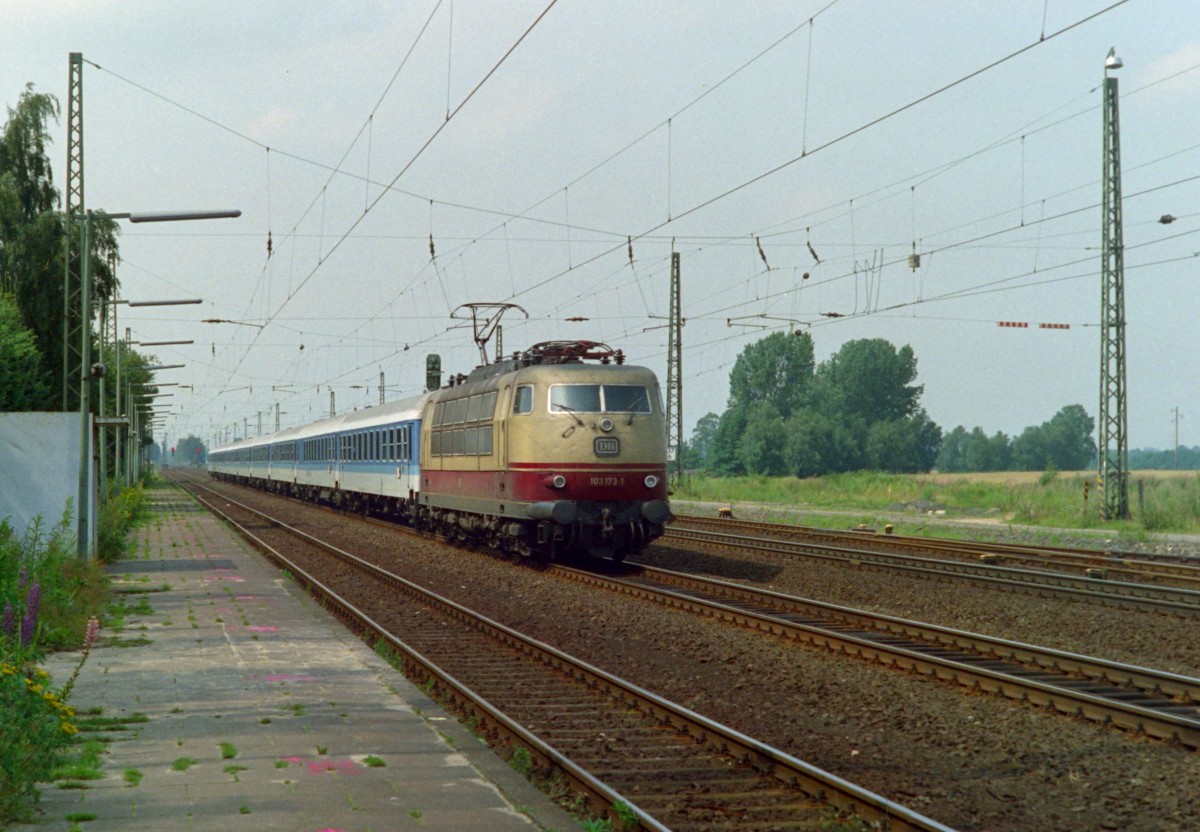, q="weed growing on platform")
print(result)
[97,485,147,563]
[509,746,532,777]
[171,757,197,772]
[363,755,385,767]
[220,742,238,759]
[123,768,143,786]
[0,615,100,823]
